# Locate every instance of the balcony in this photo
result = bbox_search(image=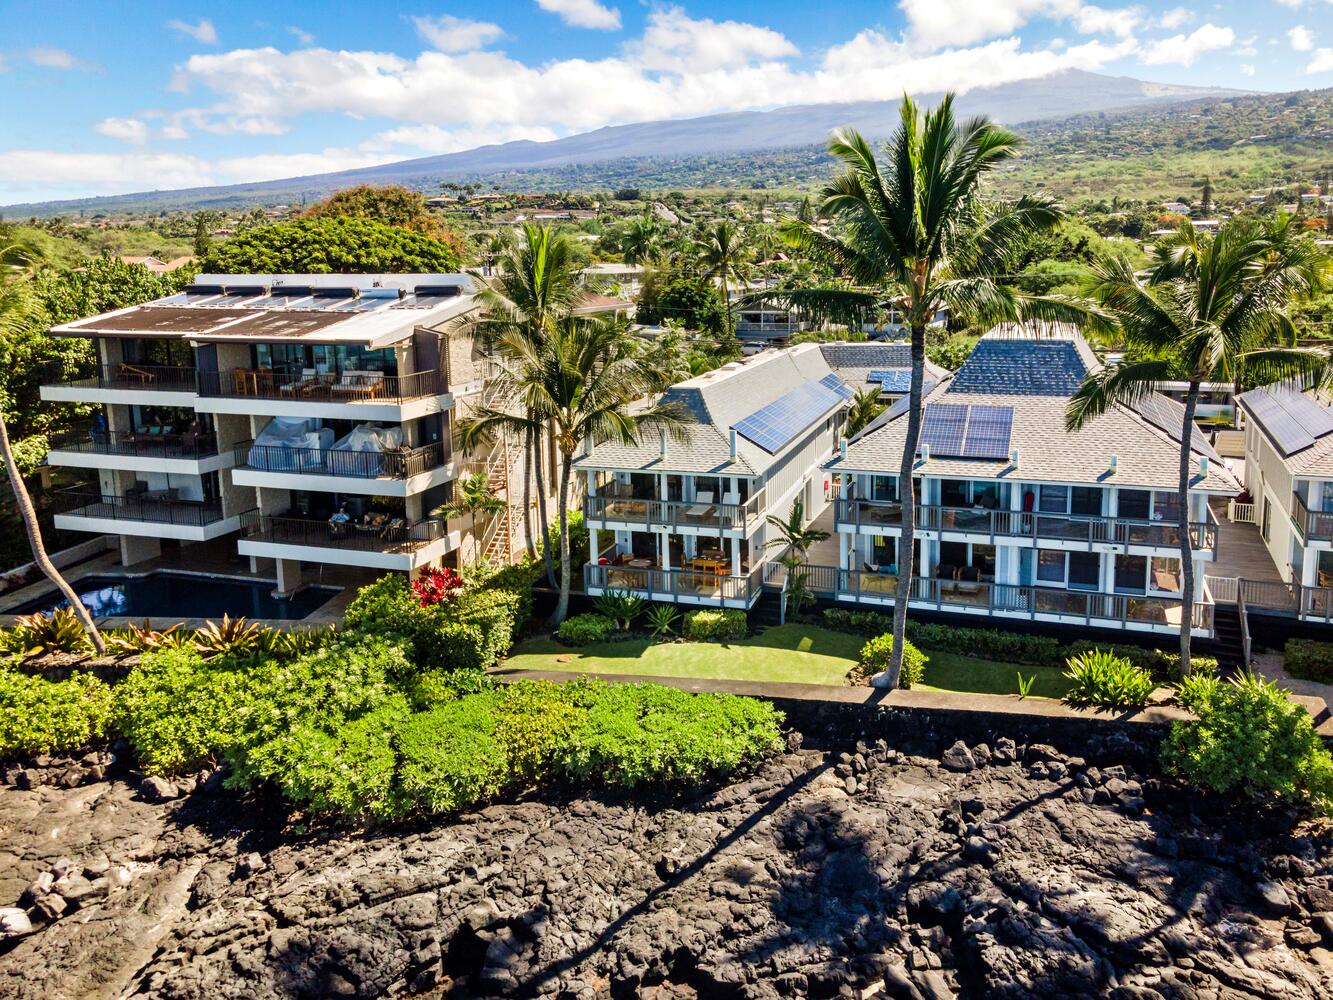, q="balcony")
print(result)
[1212,576,1333,624]
[584,562,763,608]
[835,498,1219,554]
[40,363,198,404]
[46,428,219,461]
[237,511,456,570]
[584,486,766,534]
[231,440,452,497]
[196,368,443,404]
[53,489,237,541]
[1292,492,1333,542]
